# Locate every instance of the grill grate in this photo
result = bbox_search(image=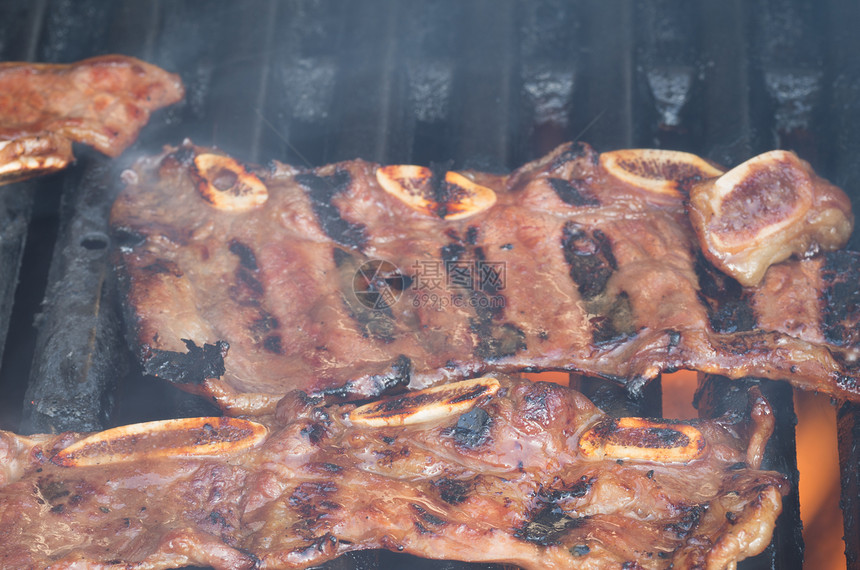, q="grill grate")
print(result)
[1,1,858,568]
